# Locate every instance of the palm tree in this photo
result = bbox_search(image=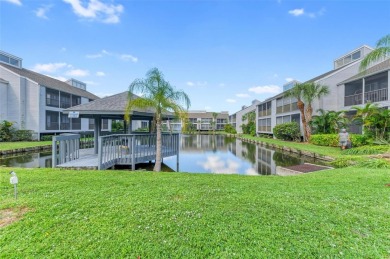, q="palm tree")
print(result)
[360,34,390,71]
[211,112,218,134]
[126,68,191,172]
[302,82,330,140]
[283,83,308,141]
[352,102,379,135]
